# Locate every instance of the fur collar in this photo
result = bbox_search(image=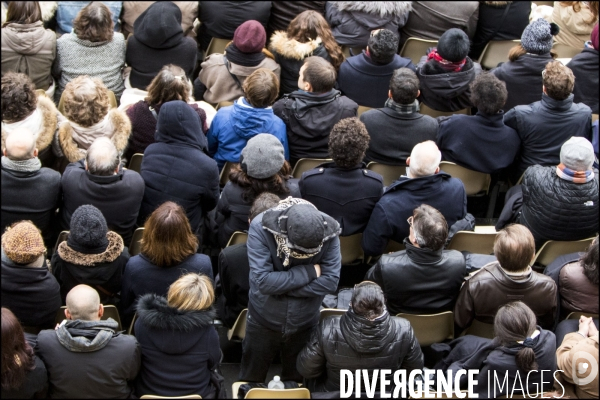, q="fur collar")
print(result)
[269,31,323,60]
[136,293,217,332]
[58,108,132,163]
[57,231,124,266]
[1,95,58,153]
[331,1,412,17]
